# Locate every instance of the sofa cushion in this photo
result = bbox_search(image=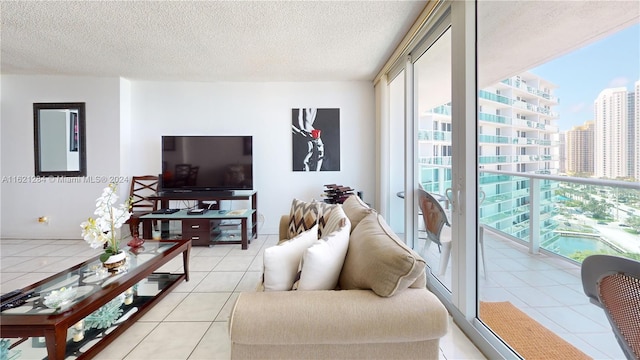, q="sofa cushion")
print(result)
[297,217,351,291]
[287,198,319,239]
[230,289,449,345]
[264,224,318,291]
[339,213,426,297]
[341,195,374,232]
